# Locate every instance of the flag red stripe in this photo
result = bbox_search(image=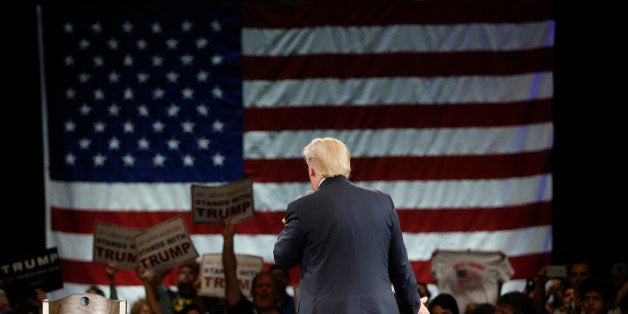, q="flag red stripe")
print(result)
[398,201,552,232]
[243,49,553,80]
[246,152,551,182]
[244,101,552,131]
[60,252,551,287]
[243,2,554,27]
[51,202,550,234]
